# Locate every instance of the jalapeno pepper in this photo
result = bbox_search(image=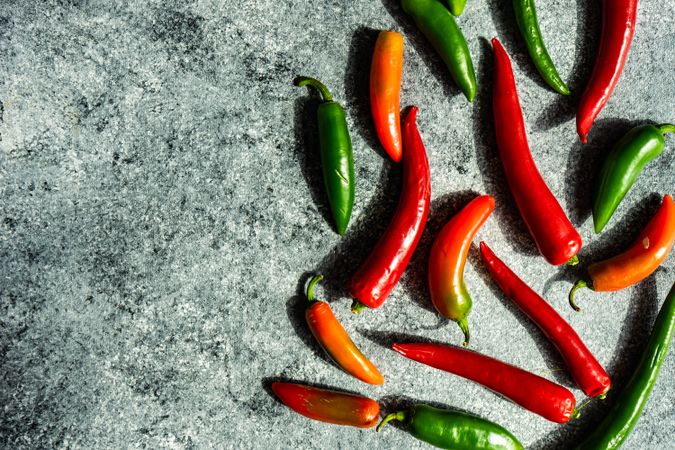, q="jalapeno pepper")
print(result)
[295,76,355,235]
[401,0,477,102]
[444,0,468,16]
[593,123,675,233]
[570,194,675,311]
[574,282,675,449]
[377,403,524,450]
